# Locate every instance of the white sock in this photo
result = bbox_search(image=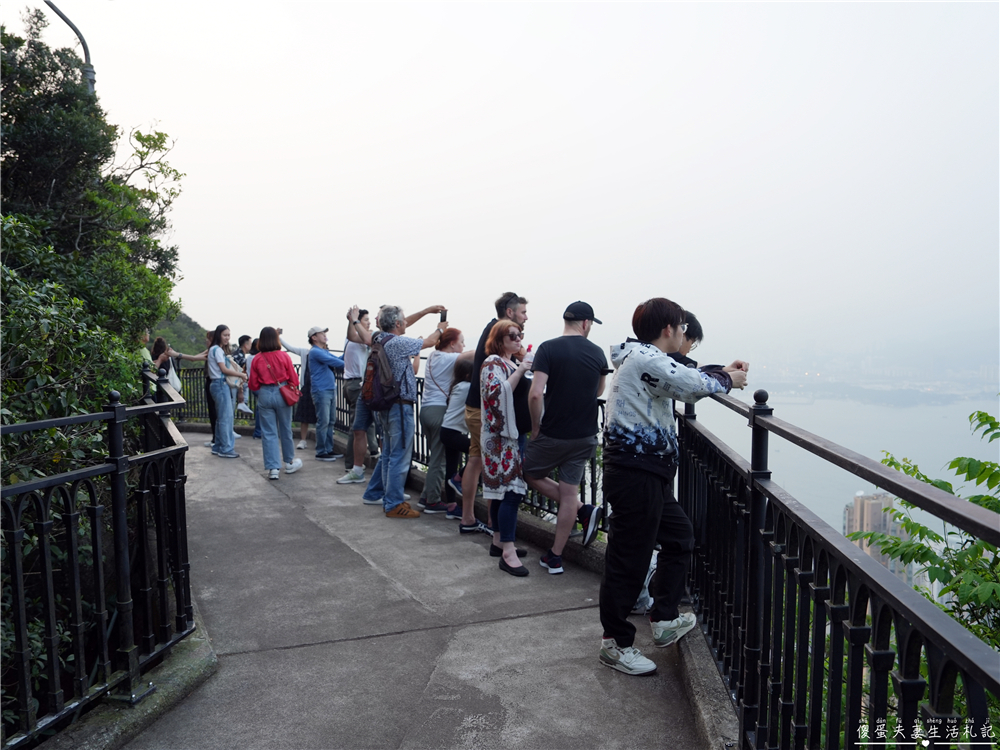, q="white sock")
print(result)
[353,465,364,472]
